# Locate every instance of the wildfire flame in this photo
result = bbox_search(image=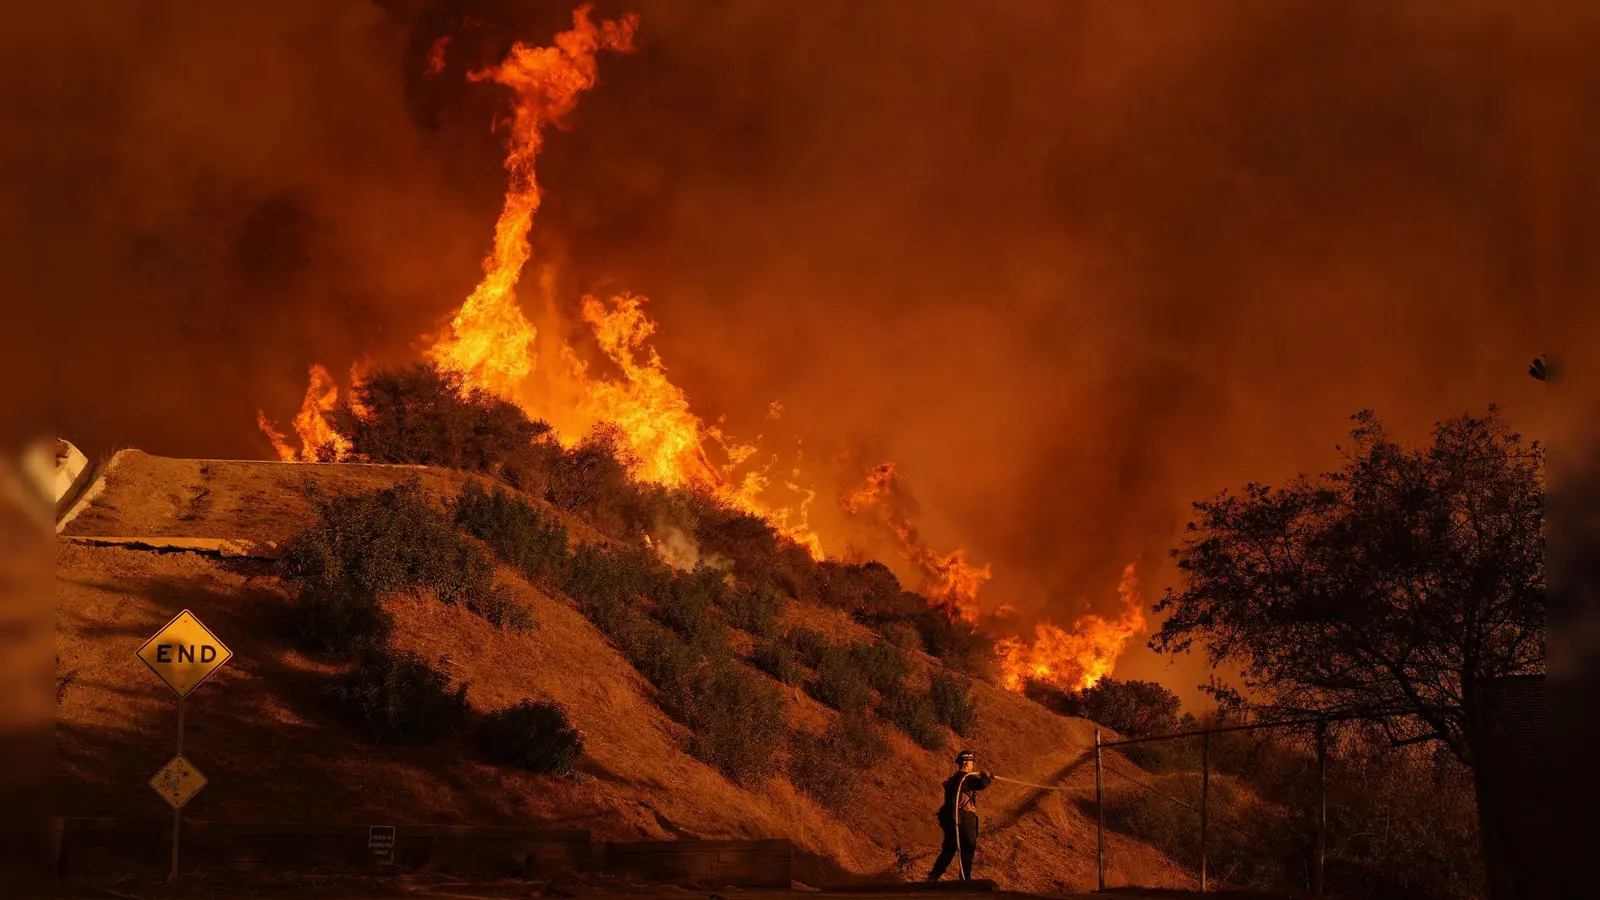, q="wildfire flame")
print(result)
[258,4,1140,687]
[841,462,992,621]
[572,292,722,487]
[426,35,451,76]
[424,6,638,397]
[260,6,821,554]
[258,363,350,462]
[995,562,1148,692]
[842,463,1145,690]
